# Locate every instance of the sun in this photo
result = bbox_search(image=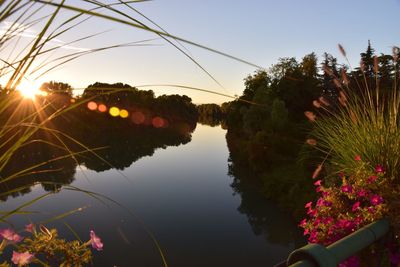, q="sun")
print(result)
[17,80,47,99]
